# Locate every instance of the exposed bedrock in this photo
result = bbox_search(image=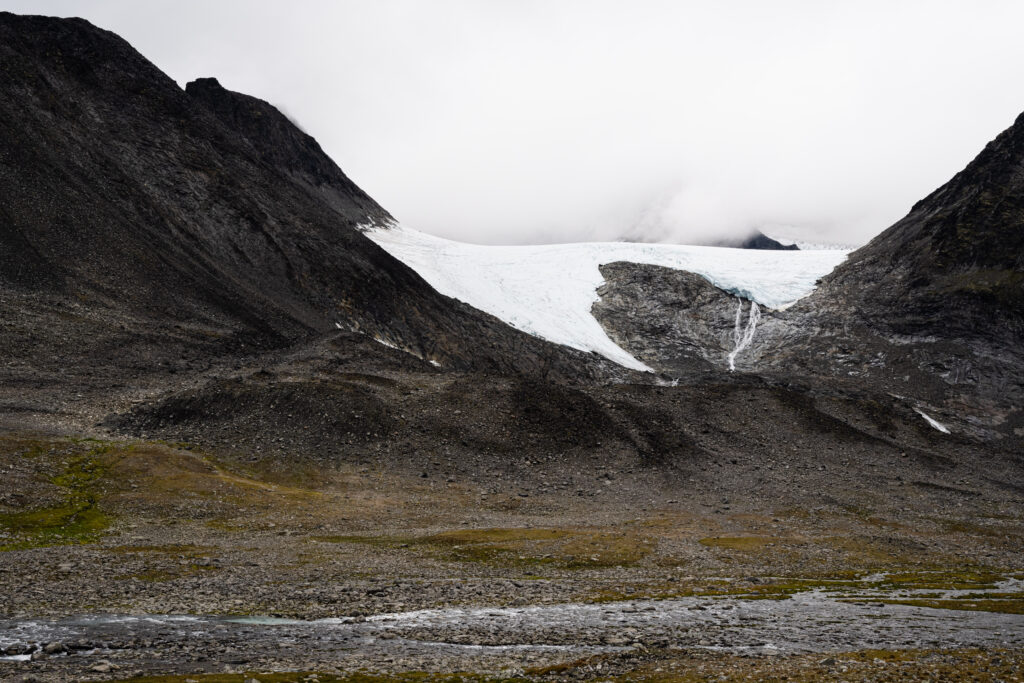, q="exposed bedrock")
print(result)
[593,260,1024,443]
[593,262,742,375]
